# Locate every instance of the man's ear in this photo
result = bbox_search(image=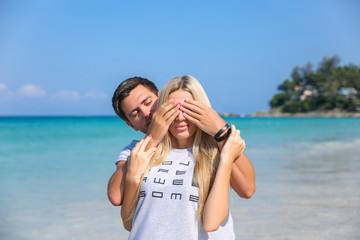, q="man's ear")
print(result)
[125,121,138,131]
[157,91,160,96]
